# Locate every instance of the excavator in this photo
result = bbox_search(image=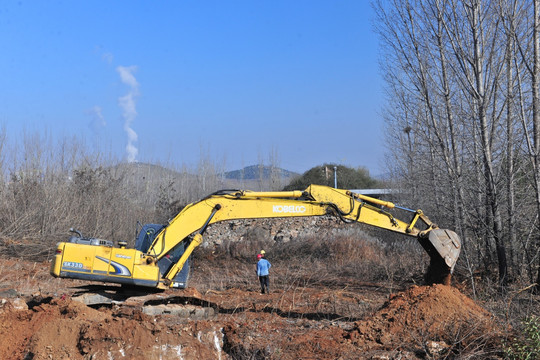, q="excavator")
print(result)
[50,184,461,289]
